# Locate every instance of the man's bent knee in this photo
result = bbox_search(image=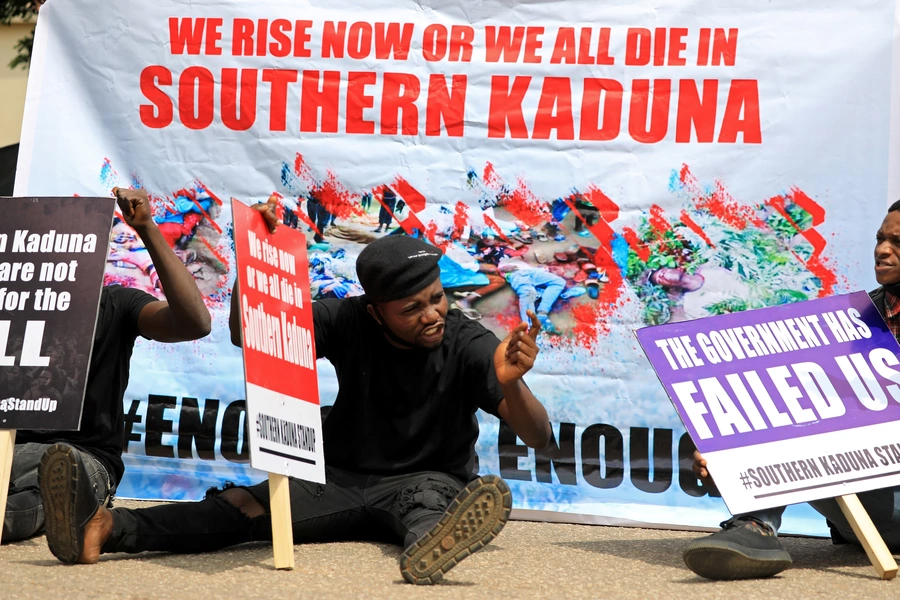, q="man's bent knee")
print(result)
[219,488,267,519]
[394,478,461,517]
